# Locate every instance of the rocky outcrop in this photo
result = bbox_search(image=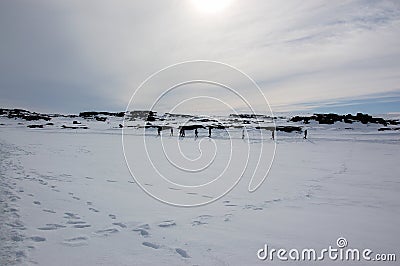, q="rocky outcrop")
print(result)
[79,111,125,118]
[178,125,206,131]
[378,127,400,131]
[230,114,275,119]
[61,125,88,129]
[1,108,51,121]
[290,113,397,126]
[276,126,302,133]
[27,124,44,128]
